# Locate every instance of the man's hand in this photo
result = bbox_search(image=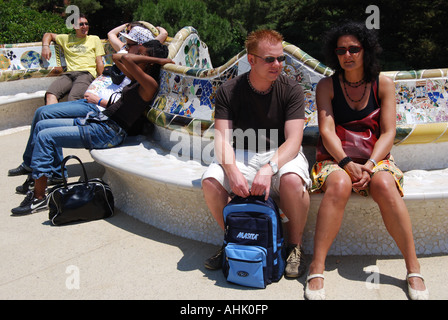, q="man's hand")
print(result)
[84,92,101,105]
[41,46,52,61]
[228,169,250,198]
[41,33,57,61]
[250,164,273,200]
